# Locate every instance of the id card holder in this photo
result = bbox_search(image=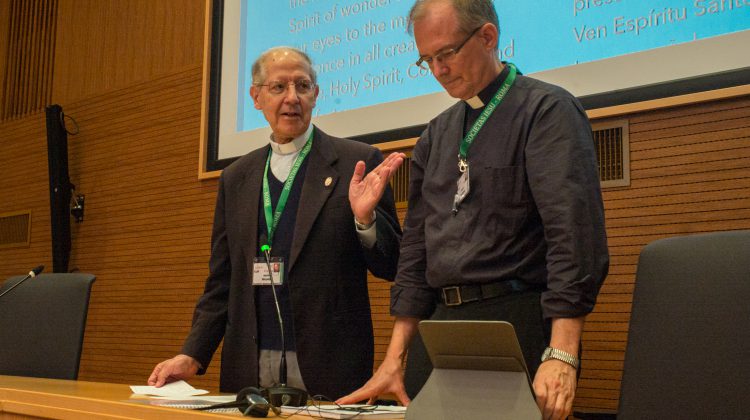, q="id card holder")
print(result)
[252,257,284,285]
[452,167,470,215]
